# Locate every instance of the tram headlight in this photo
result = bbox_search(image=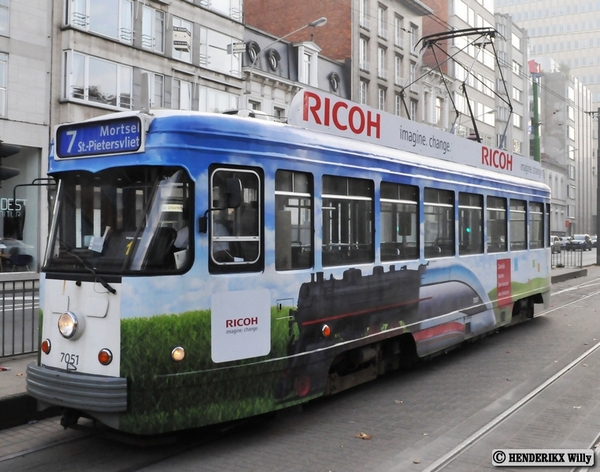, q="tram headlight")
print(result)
[57,312,85,340]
